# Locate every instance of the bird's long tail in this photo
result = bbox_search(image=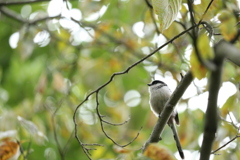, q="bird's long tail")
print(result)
[169,119,184,159]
